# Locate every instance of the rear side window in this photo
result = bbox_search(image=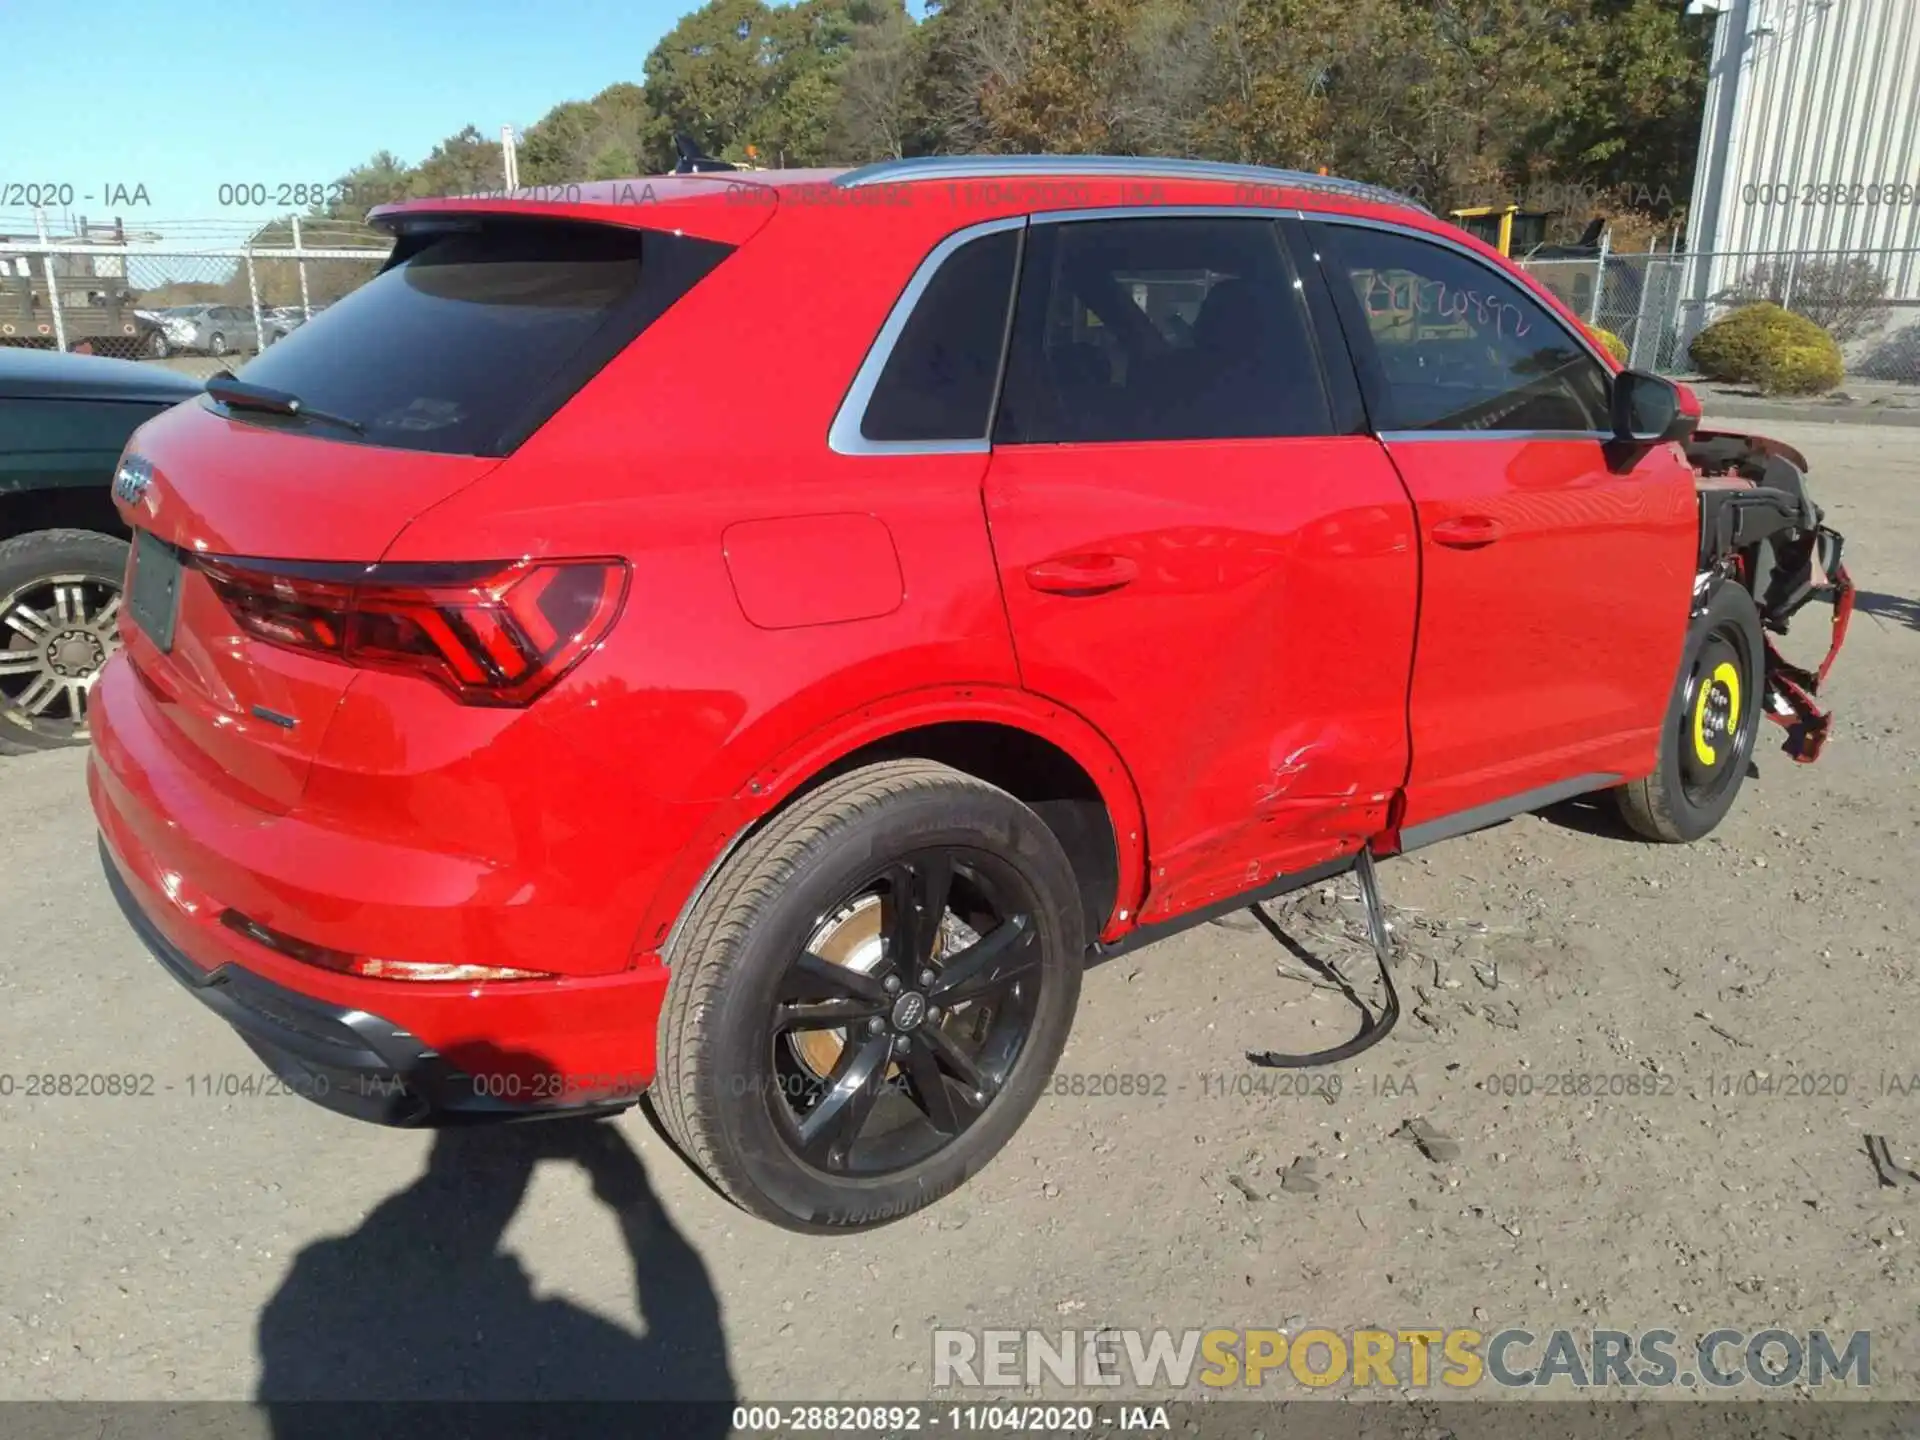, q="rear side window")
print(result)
[860,227,1020,444]
[229,221,732,456]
